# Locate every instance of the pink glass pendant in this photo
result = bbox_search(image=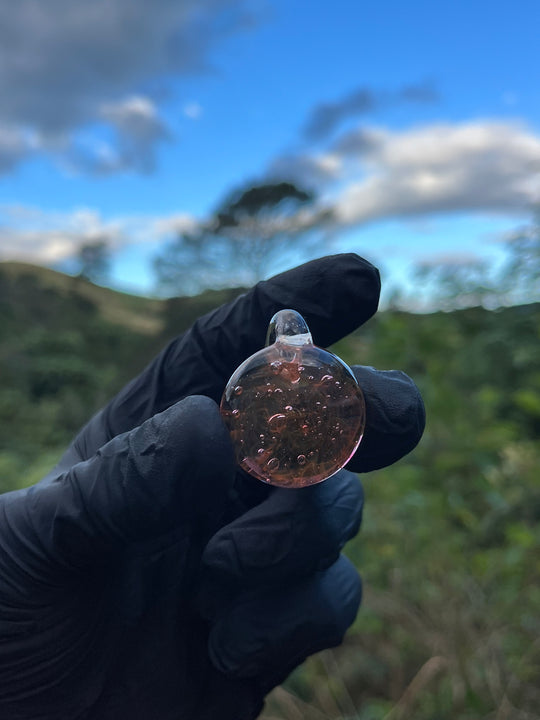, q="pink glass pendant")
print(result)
[220,309,365,488]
